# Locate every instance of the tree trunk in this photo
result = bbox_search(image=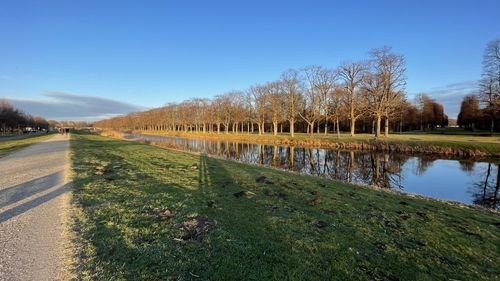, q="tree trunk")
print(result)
[336,118,340,138]
[324,121,328,135]
[375,115,381,137]
[273,121,278,136]
[384,117,389,137]
[290,118,295,137]
[350,118,356,137]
